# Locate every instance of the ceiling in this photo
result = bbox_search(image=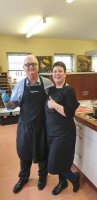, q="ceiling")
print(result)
[0,0,97,40]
